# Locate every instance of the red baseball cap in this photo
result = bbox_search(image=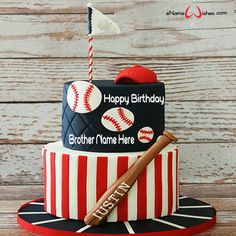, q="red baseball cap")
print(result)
[115,65,158,84]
